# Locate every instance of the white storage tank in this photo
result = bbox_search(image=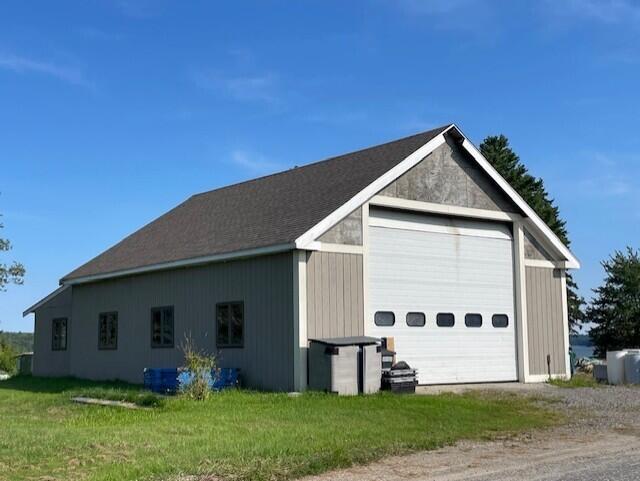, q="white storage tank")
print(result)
[624,351,640,384]
[607,351,627,385]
